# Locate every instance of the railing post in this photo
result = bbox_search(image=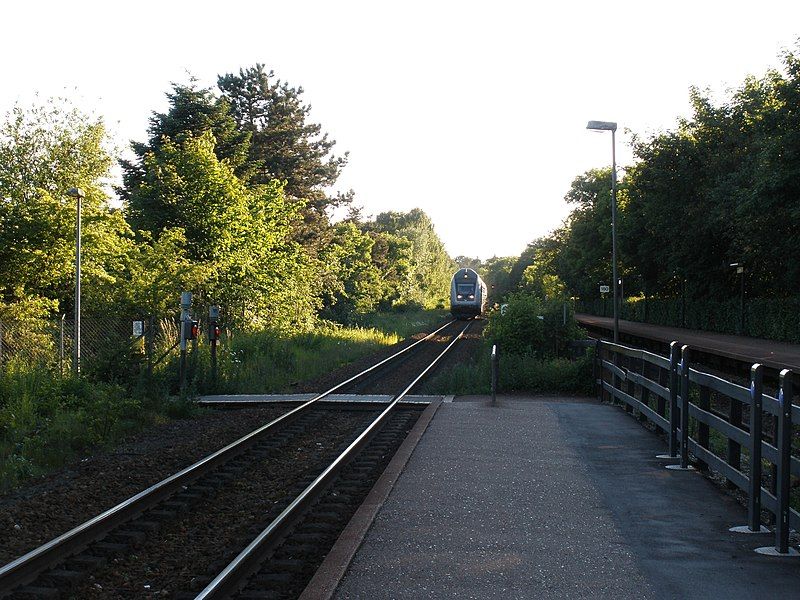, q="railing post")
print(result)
[625,353,635,415]
[679,345,691,469]
[668,341,680,458]
[656,360,668,418]
[594,339,601,401]
[612,350,622,406]
[747,364,764,533]
[773,370,794,554]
